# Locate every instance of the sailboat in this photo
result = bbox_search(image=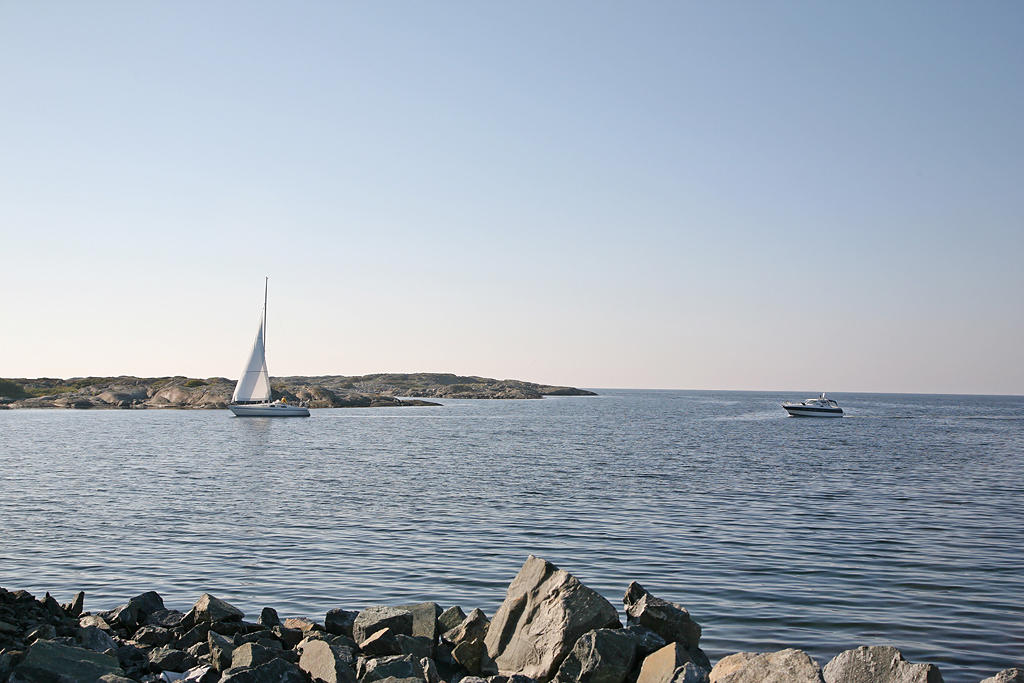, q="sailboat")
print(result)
[228,278,310,417]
